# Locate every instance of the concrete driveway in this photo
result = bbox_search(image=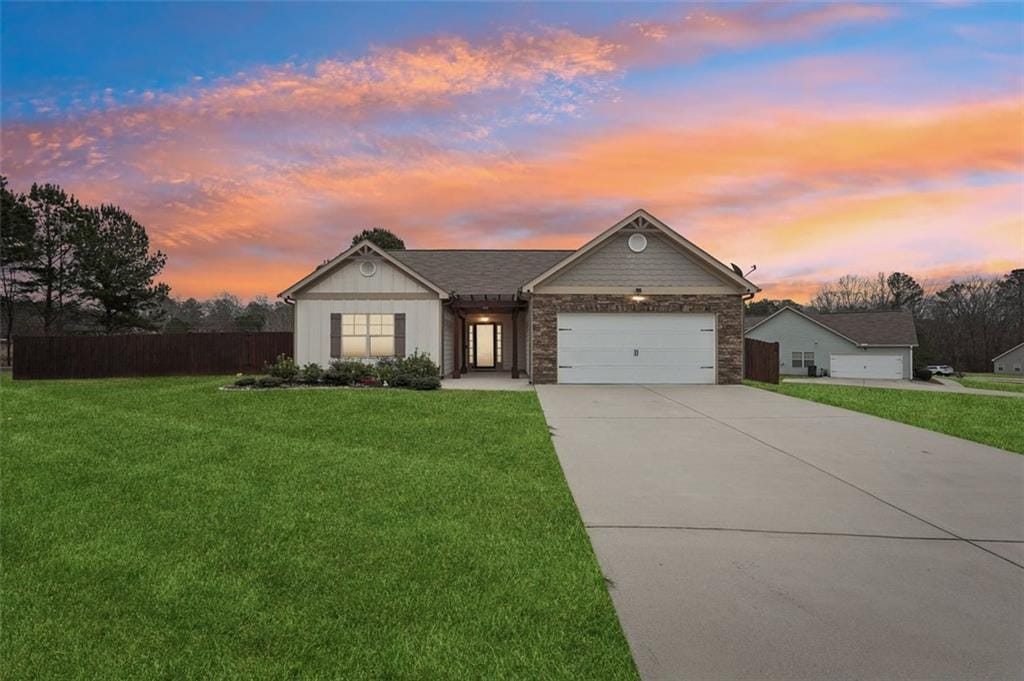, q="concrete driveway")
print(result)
[536,384,1024,680]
